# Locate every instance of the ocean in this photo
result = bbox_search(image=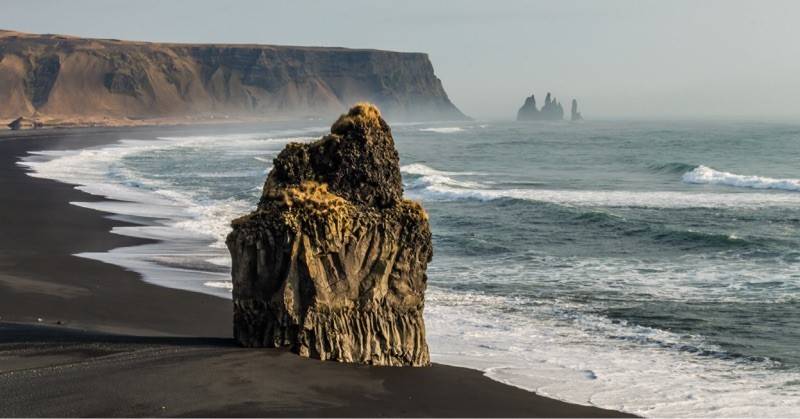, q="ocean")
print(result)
[19,120,800,417]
